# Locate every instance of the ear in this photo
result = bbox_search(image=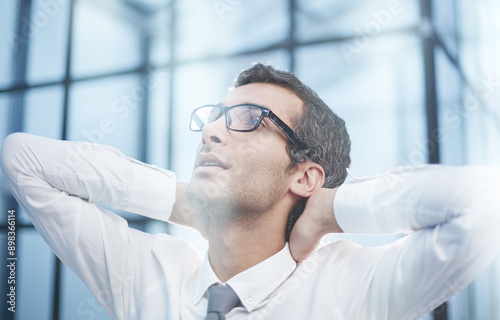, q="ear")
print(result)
[289,162,325,198]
